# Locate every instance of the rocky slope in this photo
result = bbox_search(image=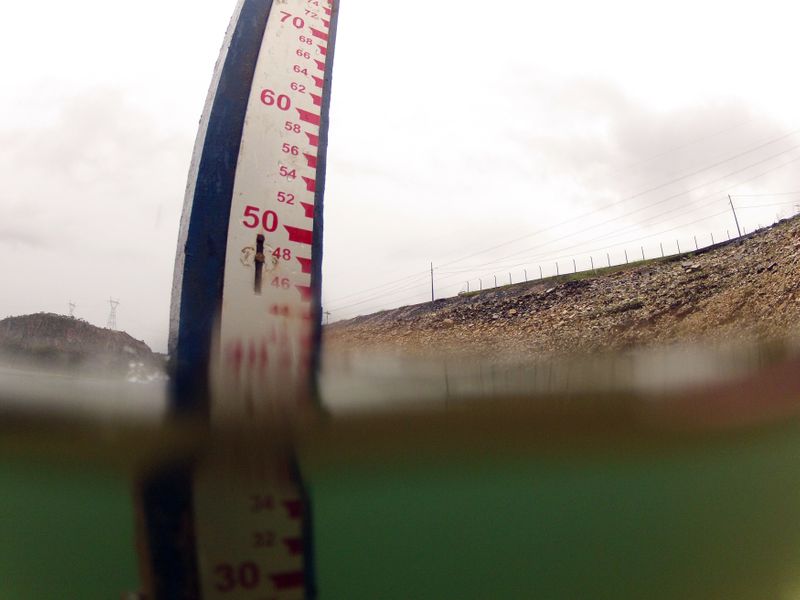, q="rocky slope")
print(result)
[0,312,163,378]
[325,216,800,360]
